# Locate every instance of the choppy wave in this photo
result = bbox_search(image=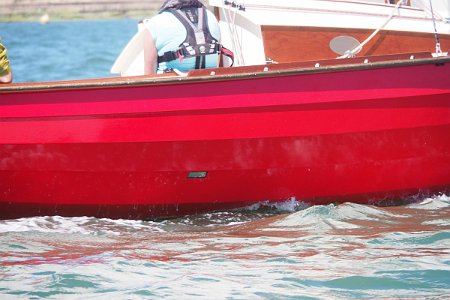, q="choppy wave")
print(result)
[0,194,448,235]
